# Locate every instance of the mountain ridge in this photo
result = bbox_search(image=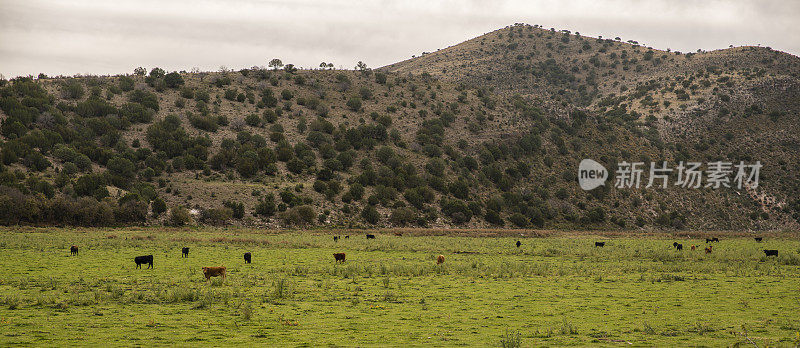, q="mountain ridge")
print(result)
[1,23,798,230]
